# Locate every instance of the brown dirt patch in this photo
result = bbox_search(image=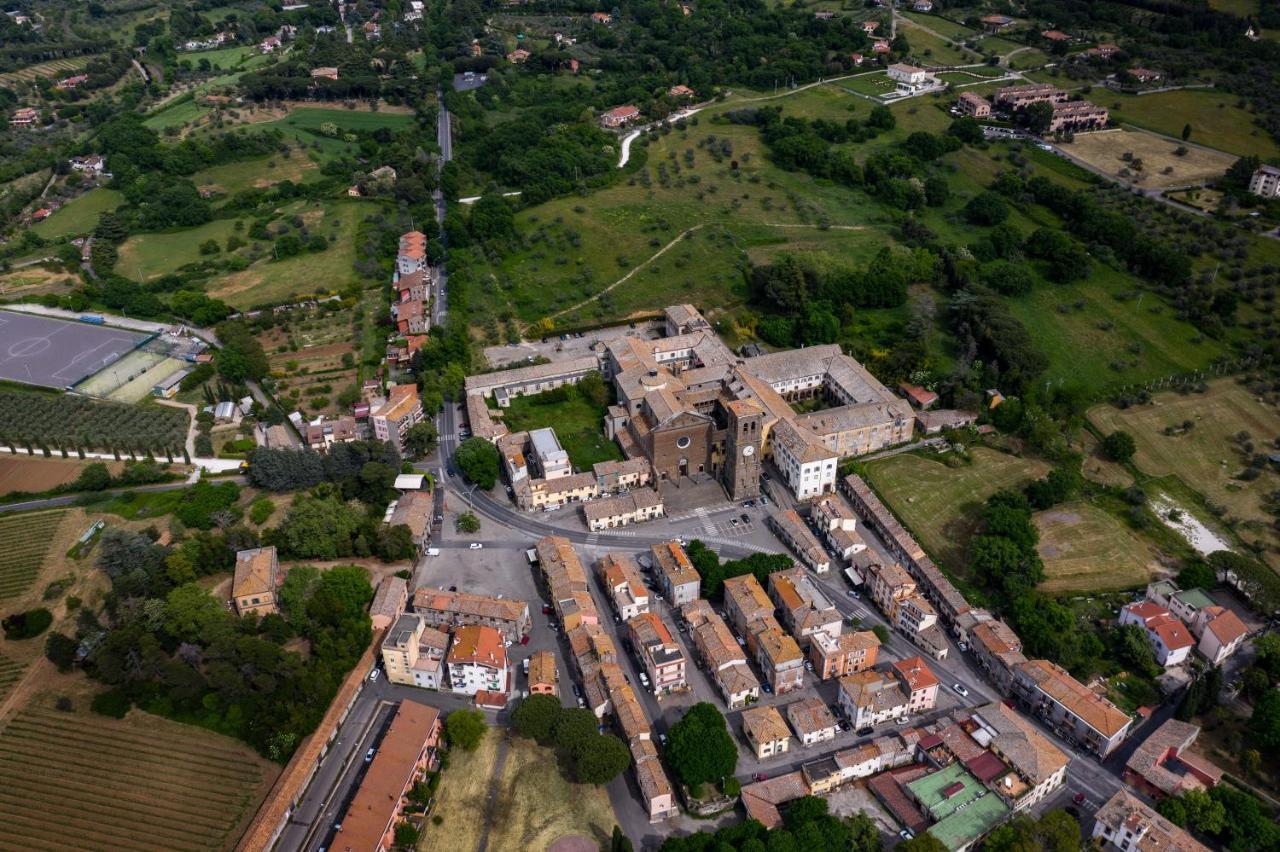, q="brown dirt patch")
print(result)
[0,265,80,297]
[0,457,115,495]
[1060,128,1237,189]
